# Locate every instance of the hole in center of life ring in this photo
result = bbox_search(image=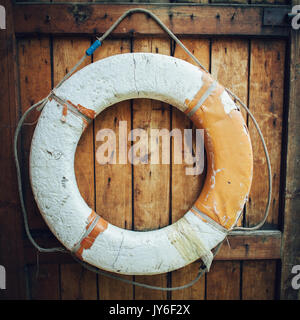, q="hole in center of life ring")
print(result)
[74,100,207,232]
